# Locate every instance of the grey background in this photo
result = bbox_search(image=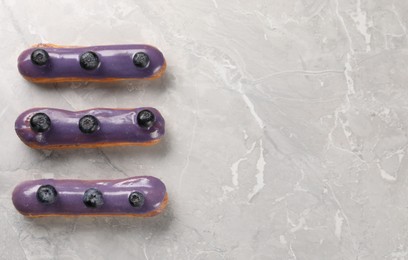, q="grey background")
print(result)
[1,0,408,259]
